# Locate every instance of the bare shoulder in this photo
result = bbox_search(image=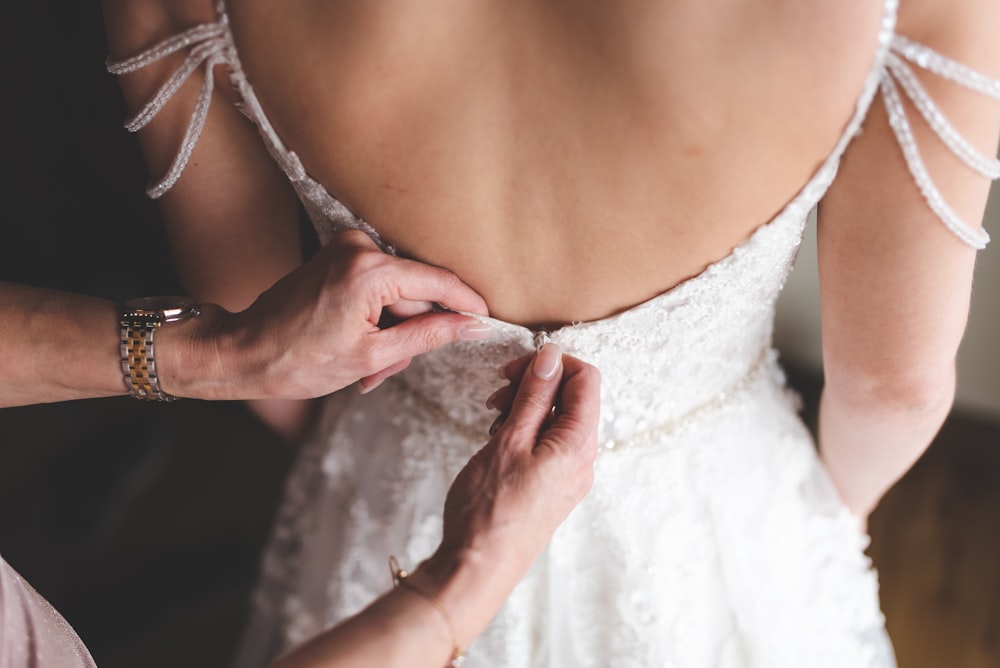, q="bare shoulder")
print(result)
[102,0,227,129]
[815,0,999,388]
[897,0,1000,63]
[102,0,218,58]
